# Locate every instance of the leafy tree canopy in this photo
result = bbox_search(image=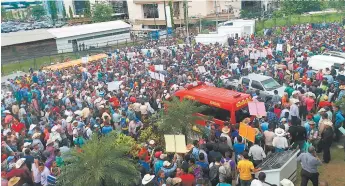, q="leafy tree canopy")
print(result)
[92,2,113,23]
[31,5,46,20]
[57,132,140,186]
